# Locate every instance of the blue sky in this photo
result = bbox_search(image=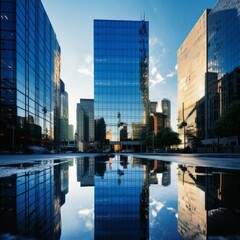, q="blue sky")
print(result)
[42,0,217,132]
